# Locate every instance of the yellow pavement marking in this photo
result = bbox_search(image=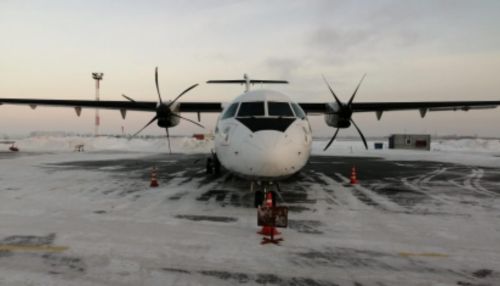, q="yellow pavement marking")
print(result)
[0,245,68,253]
[399,252,448,258]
